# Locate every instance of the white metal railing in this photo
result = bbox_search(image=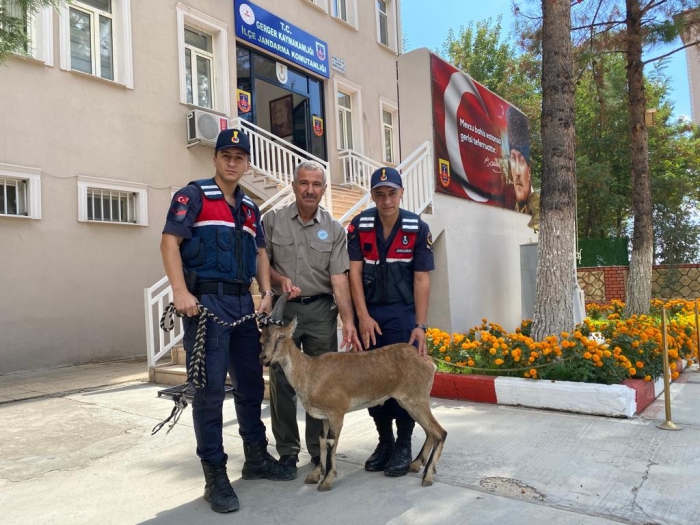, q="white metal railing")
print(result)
[338,141,434,224]
[231,118,333,214]
[339,149,384,190]
[144,275,183,368]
